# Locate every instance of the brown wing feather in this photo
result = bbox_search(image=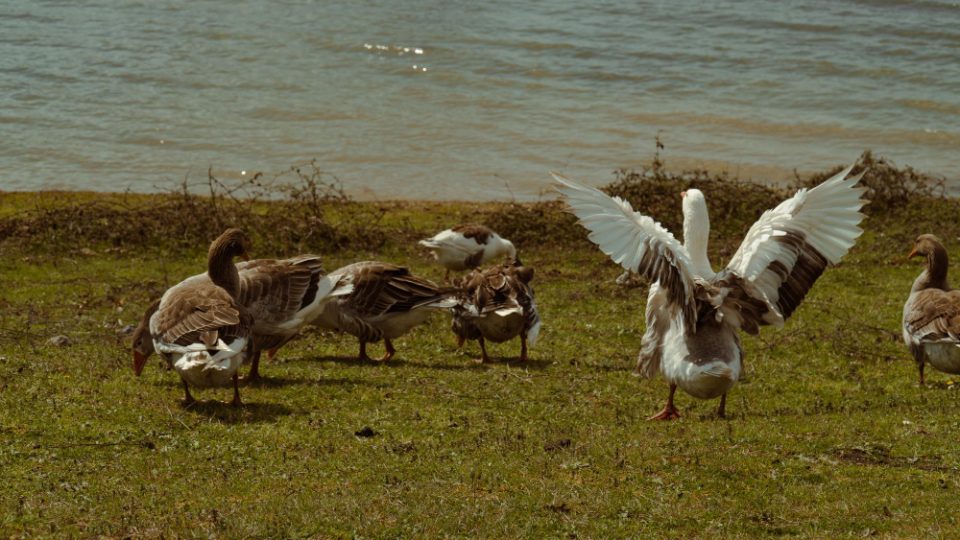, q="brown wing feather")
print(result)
[906,289,960,341]
[347,262,450,316]
[451,223,493,244]
[238,255,323,328]
[150,273,252,347]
